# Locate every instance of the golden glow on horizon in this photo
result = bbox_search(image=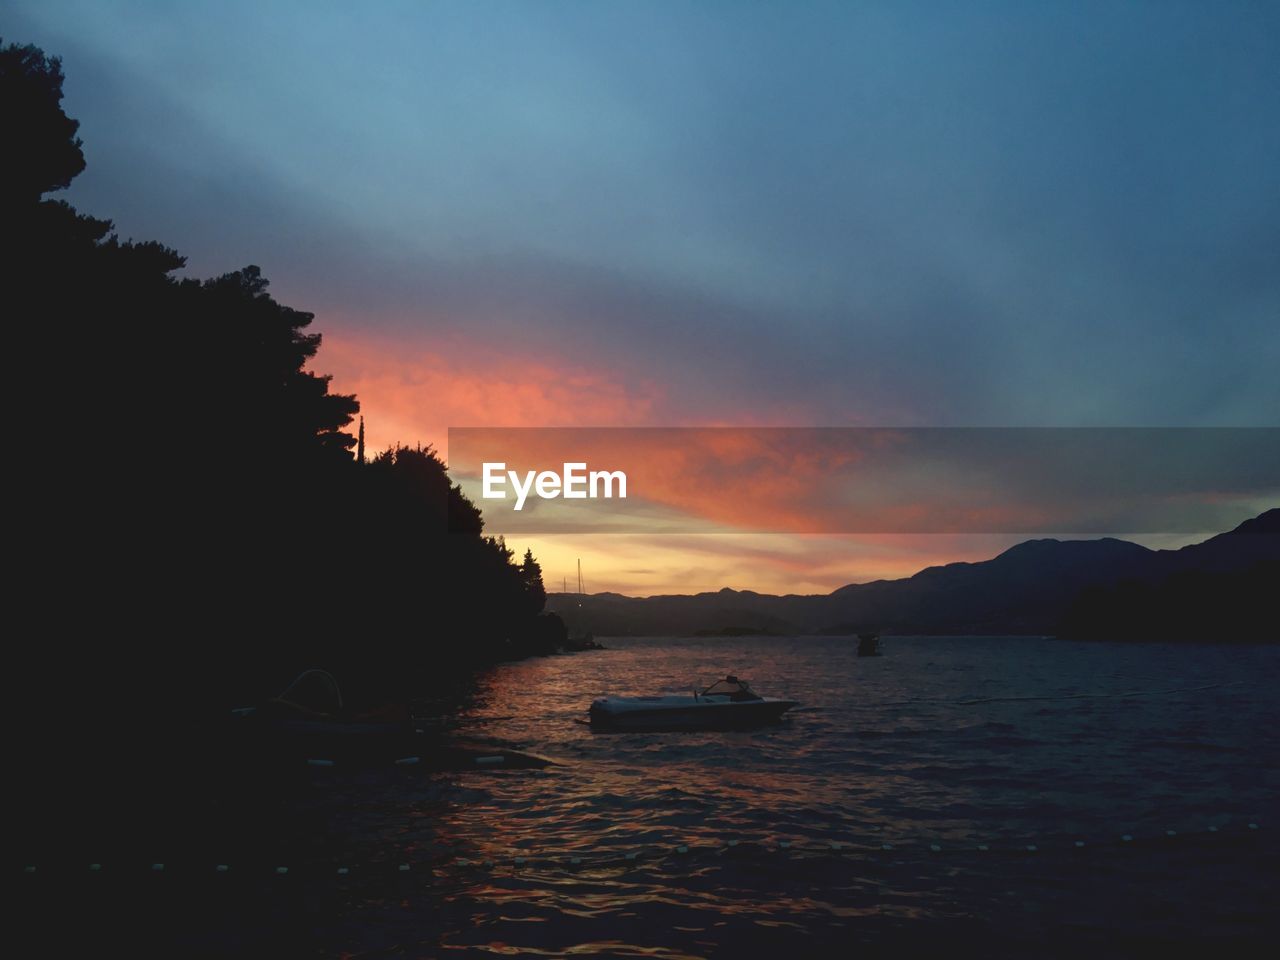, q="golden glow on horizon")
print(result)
[506,533,1031,597]
[316,327,1236,596]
